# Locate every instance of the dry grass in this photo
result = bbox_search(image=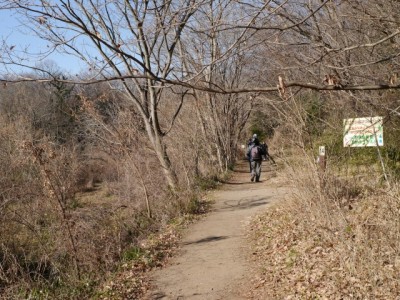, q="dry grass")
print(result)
[0,130,203,299]
[0,86,230,299]
[247,156,400,299]
[94,215,192,300]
